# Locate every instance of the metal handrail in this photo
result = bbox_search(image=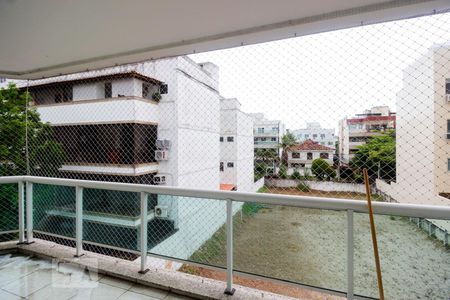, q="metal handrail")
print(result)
[1,175,449,300]
[1,175,449,220]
